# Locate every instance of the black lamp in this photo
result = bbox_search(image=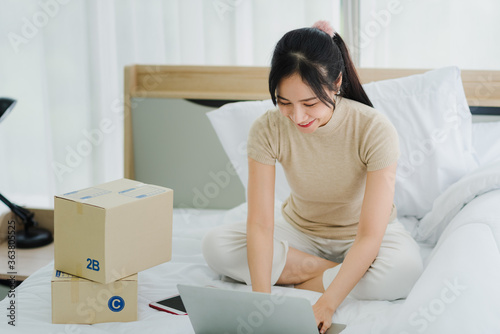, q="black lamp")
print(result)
[0,97,53,248]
